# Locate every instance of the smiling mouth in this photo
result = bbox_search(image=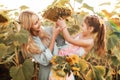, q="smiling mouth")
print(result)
[36,28,40,32]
